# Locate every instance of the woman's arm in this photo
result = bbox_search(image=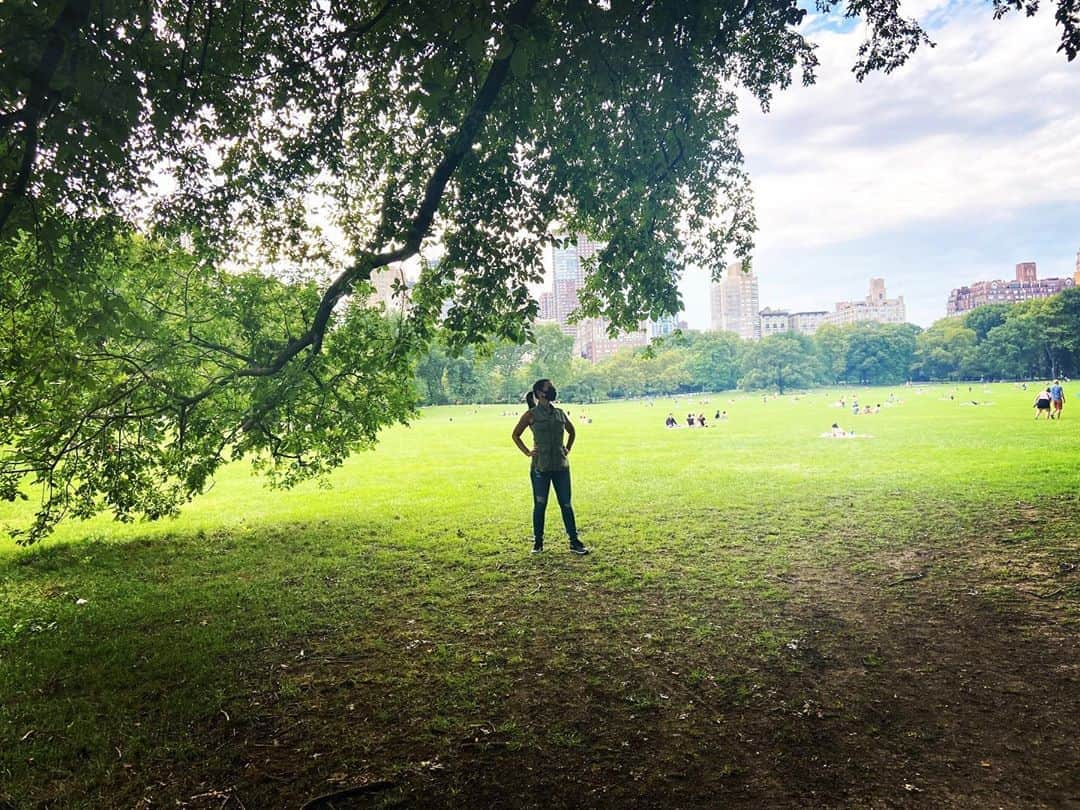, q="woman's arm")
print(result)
[564,418,576,454]
[512,412,535,457]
